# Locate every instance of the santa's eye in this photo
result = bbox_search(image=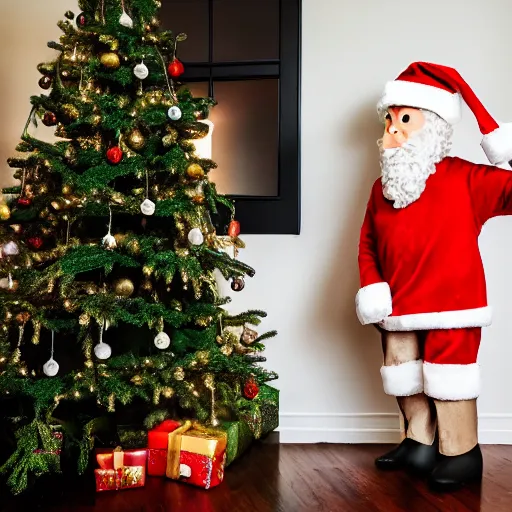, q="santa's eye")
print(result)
[385,113,391,120]
[402,114,410,123]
